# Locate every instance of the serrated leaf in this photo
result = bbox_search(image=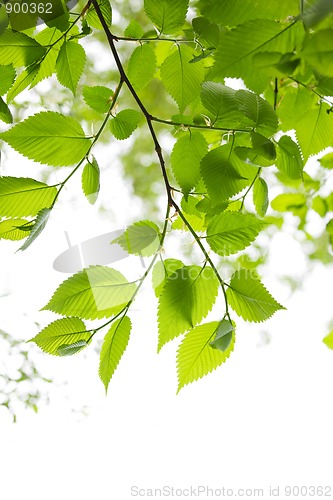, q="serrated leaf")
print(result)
[6,63,40,102]
[0,218,30,240]
[296,102,333,161]
[110,109,141,140]
[99,316,131,393]
[253,177,269,217]
[209,320,234,352]
[144,0,189,34]
[82,156,100,205]
[152,258,184,297]
[0,96,12,124]
[56,41,86,95]
[128,44,156,91]
[86,0,112,30]
[227,269,285,322]
[0,64,15,95]
[82,85,114,113]
[57,340,88,356]
[0,111,91,166]
[276,136,303,179]
[170,131,208,198]
[18,207,51,251]
[236,90,278,136]
[176,321,235,392]
[124,20,144,38]
[158,265,219,350]
[42,266,136,320]
[0,29,46,67]
[114,220,160,257]
[192,17,219,49]
[29,317,90,356]
[200,143,250,205]
[160,45,205,113]
[0,177,57,217]
[207,212,265,257]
